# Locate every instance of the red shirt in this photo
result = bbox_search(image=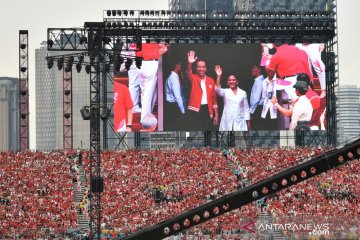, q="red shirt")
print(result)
[114,82,133,131]
[136,44,160,60]
[187,74,218,118]
[306,88,320,110]
[268,44,313,81]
